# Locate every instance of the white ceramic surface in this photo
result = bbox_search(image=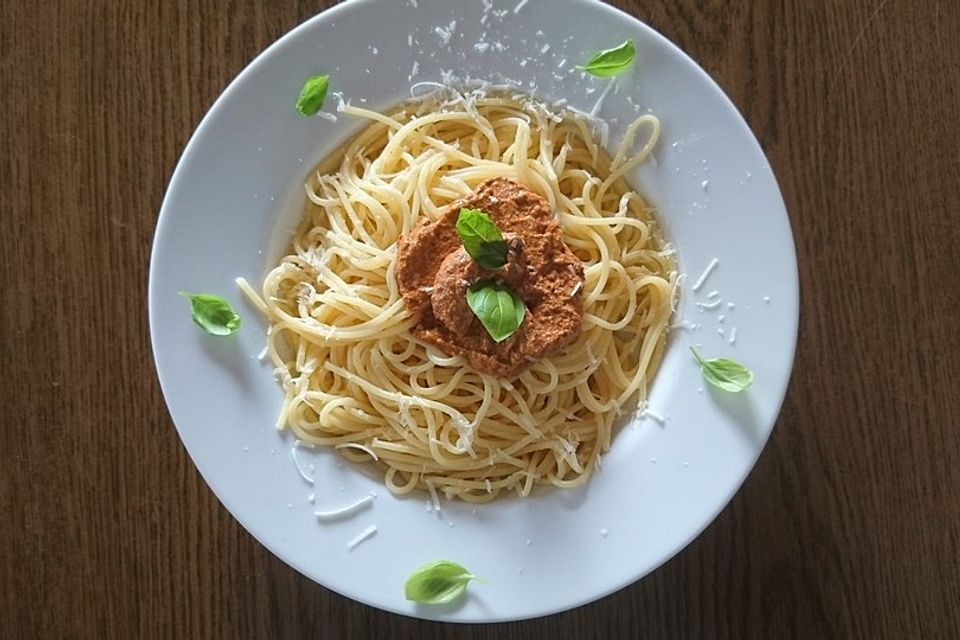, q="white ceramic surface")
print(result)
[149,0,798,622]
